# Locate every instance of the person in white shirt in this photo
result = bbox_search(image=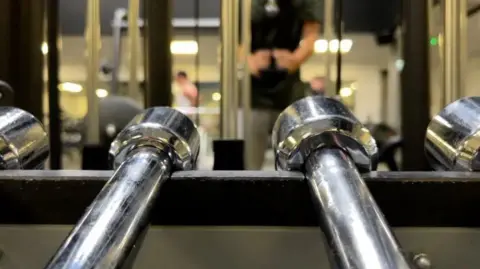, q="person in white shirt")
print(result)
[172,71,198,108]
